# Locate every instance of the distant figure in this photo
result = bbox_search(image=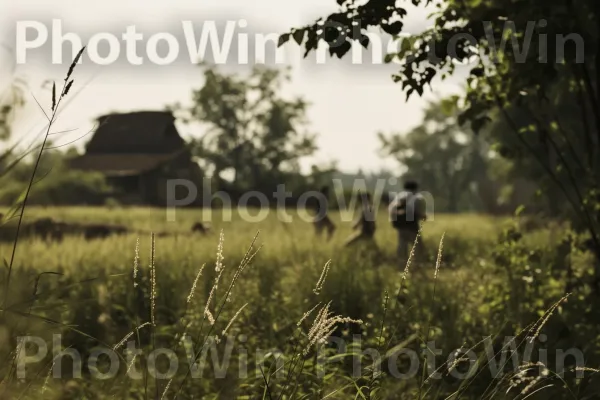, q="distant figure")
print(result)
[344,192,376,247]
[84,224,128,240]
[191,221,211,235]
[31,217,64,242]
[313,185,336,240]
[388,180,427,262]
